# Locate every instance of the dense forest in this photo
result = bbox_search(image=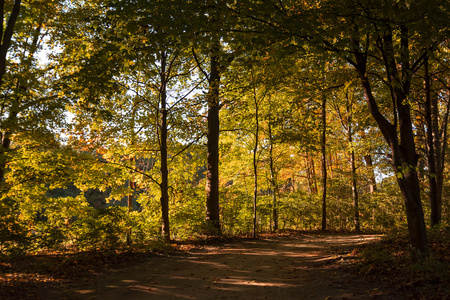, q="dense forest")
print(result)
[0,0,449,262]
